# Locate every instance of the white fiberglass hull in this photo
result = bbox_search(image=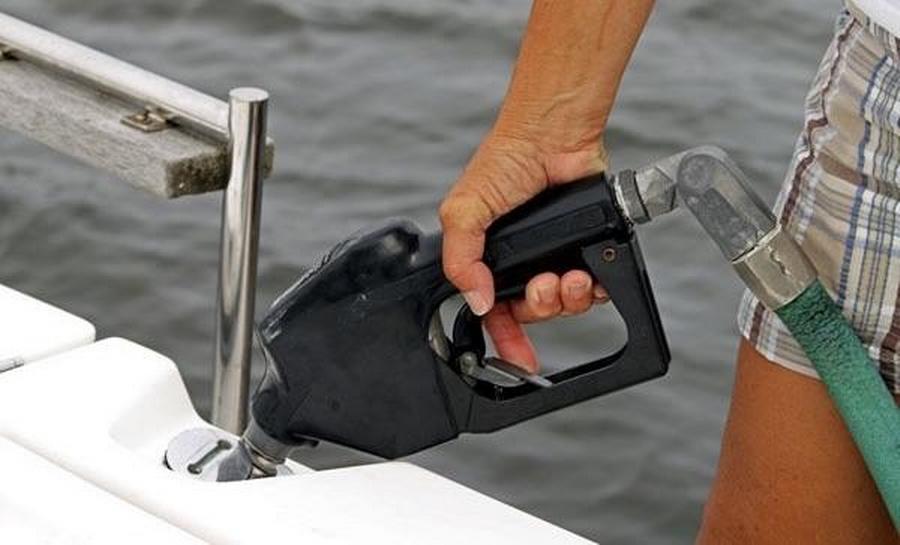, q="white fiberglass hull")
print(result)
[0,283,593,544]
